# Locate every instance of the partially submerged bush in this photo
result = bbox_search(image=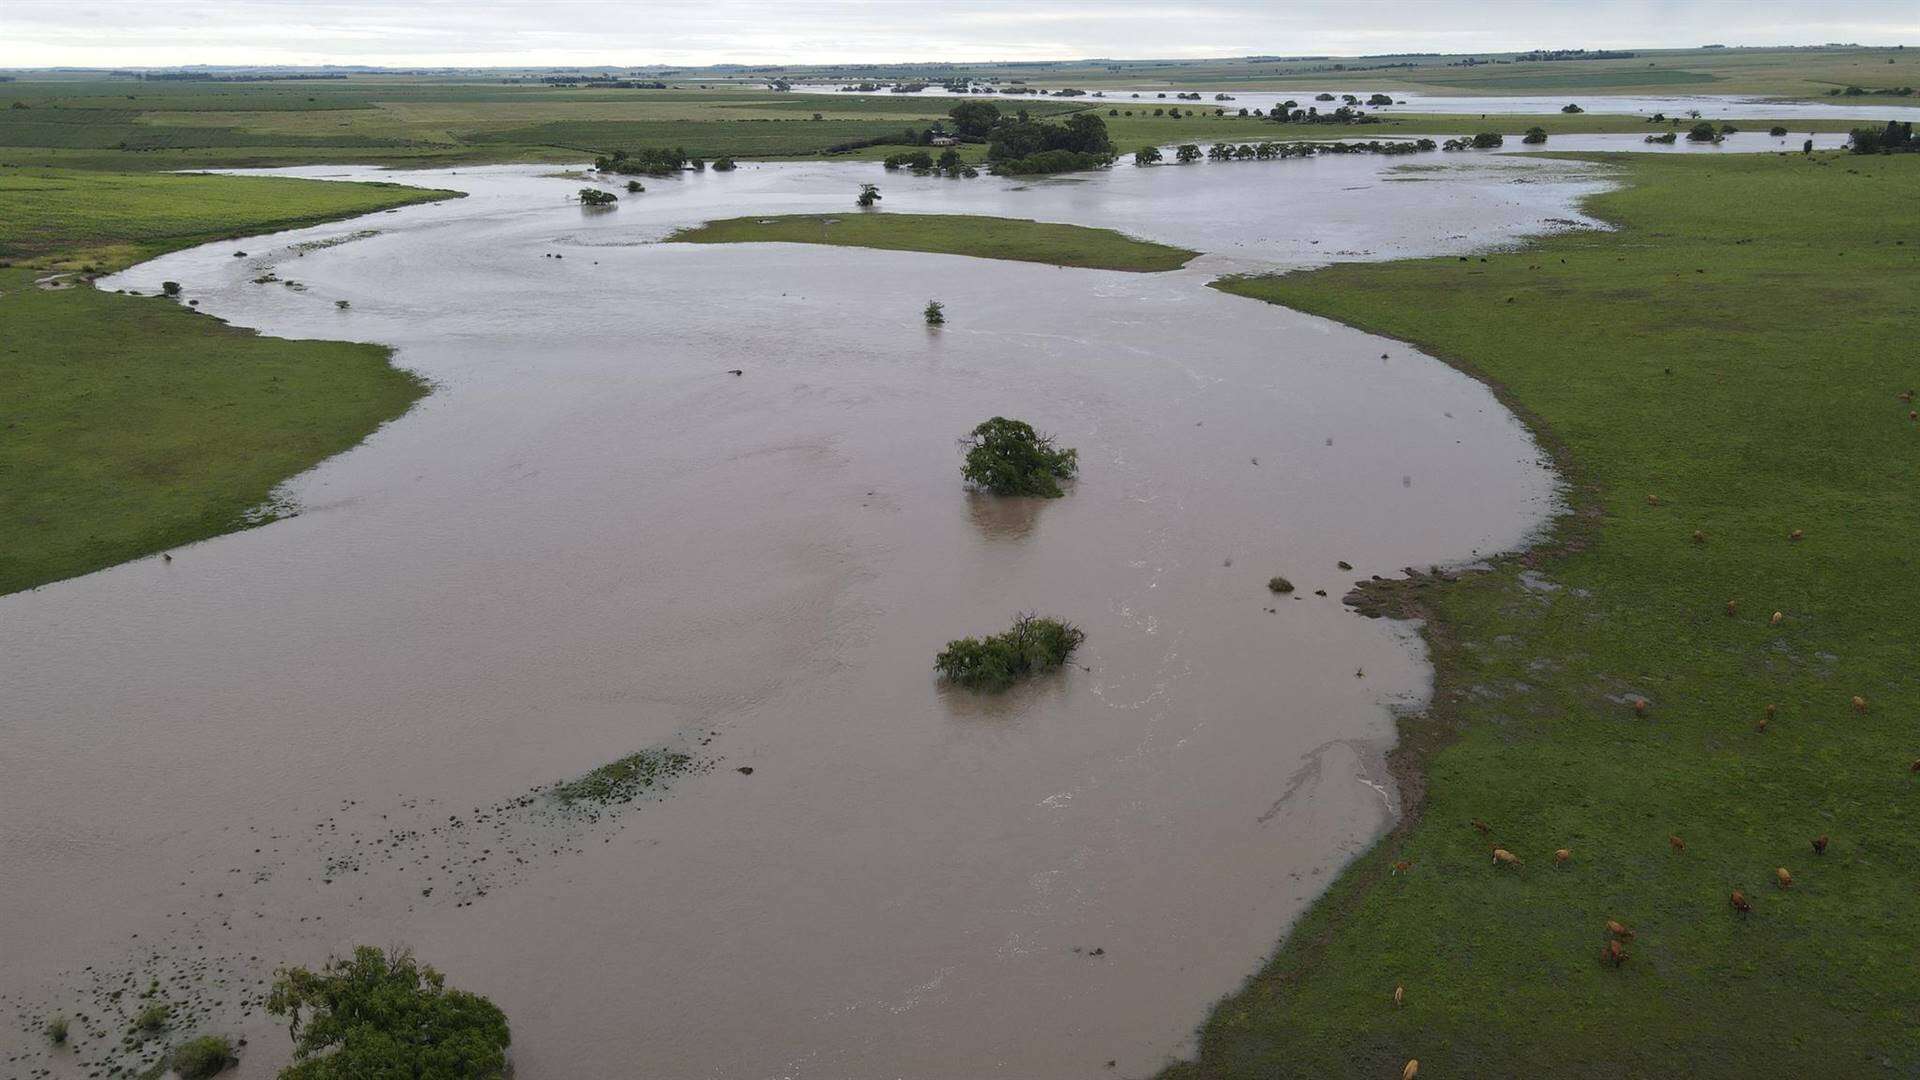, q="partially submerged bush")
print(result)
[268,946,510,1080]
[578,187,617,206]
[1522,126,1548,145]
[170,1034,234,1079]
[45,1013,68,1044]
[1645,131,1678,144]
[161,281,182,297]
[1686,121,1720,142]
[857,183,881,207]
[924,299,945,325]
[960,417,1077,497]
[1268,576,1295,594]
[625,180,644,193]
[712,156,737,171]
[935,613,1085,691]
[133,1002,171,1034]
